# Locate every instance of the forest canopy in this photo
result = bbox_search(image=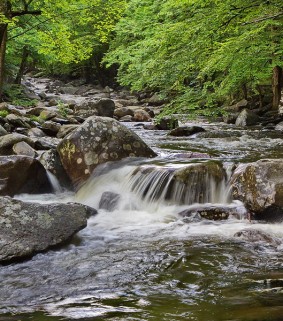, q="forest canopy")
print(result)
[1,0,283,115]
